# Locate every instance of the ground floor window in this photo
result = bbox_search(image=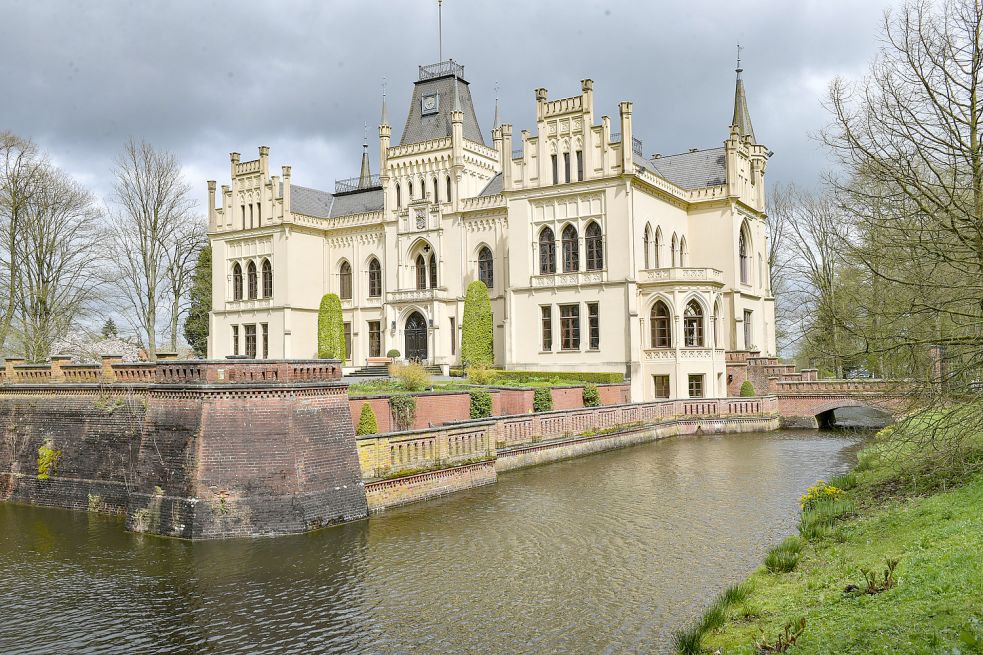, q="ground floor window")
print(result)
[261,323,269,359]
[368,321,381,358]
[541,306,552,351]
[559,304,579,350]
[688,374,704,398]
[744,309,753,350]
[450,317,456,355]
[654,375,670,399]
[244,324,257,358]
[232,325,240,356]
[587,302,599,350]
[344,322,352,362]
